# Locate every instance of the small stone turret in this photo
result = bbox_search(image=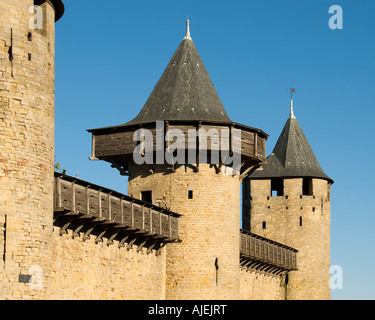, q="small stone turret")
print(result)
[244,99,333,300]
